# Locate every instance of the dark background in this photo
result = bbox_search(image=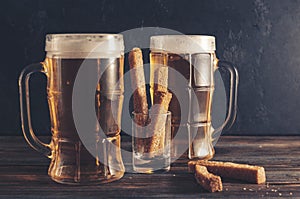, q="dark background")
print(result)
[1,0,300,135]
